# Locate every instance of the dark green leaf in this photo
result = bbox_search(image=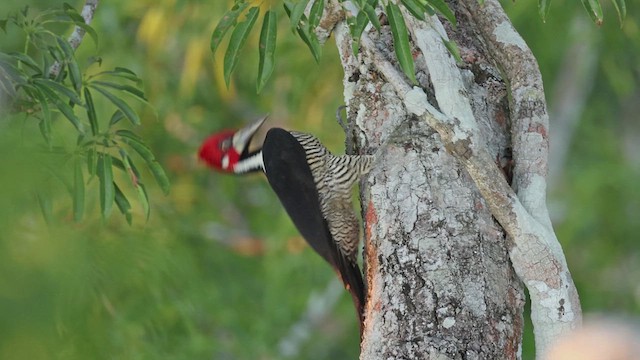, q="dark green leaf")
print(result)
[87,146,96,176]
[136,182,150,220]
[610,0,626,25]
[90,80,147,101]
[309,0,325,29]
[34,82,85,133]
[401,0,427,20]
[73,156,84,222]
[72,20,99,47]
[97,152,115,219]
[120,149,141,185]
[289,0,311,31]
[33,78,82,104]
[83,87,98,136]
[580,0,603,25]
[114,183,133,225]
[116,129,145,143]
[223,6,260,88]
[441,37,462,63]
[109,109,125,126]
[90,85,140,125]
[210,2,249,56]
[92,67,141,83]
[349,12,370,55]
[422,0,457,27]
[257,10,277,94]
[22,85,51,143]
[55,36,82,91]
[386,2,417,84]
[118,131,170,195]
